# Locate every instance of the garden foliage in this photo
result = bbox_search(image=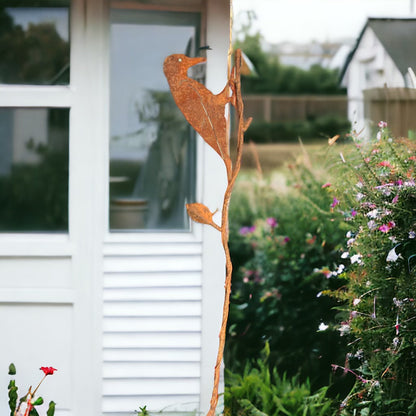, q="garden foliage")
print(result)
[226,123,416,415]
[225,344,335,416]
[245,116,351,144]
[226,158,349,389]
[323,124,416,414]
